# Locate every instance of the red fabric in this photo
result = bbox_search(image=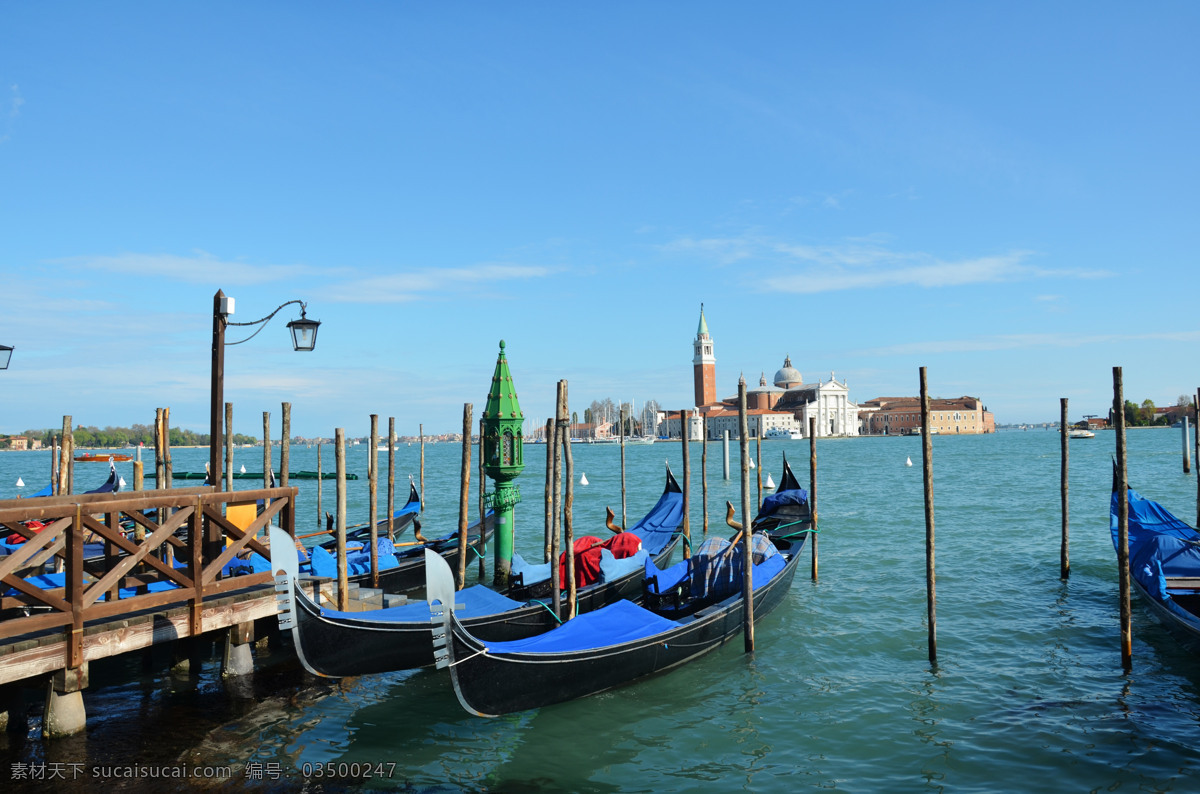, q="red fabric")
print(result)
[6,520,45,545]
[558,532,644,588]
